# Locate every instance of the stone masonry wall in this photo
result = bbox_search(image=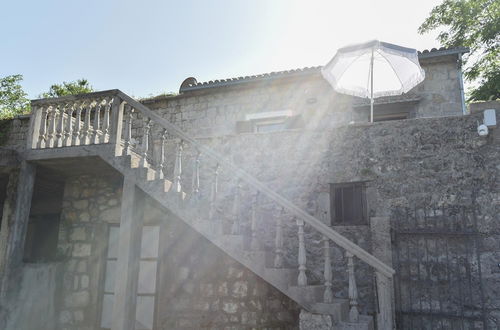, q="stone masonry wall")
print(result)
[52,174,301,330]
[157,203,300,329]
[56,175,122,330]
